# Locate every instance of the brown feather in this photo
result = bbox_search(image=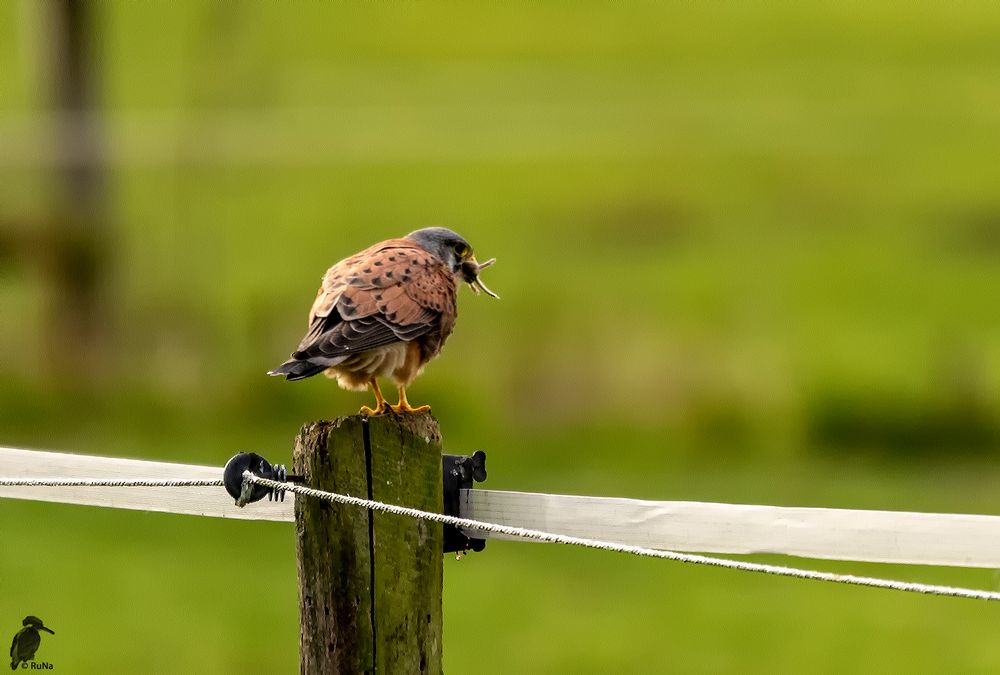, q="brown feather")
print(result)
[288,239,457,372]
